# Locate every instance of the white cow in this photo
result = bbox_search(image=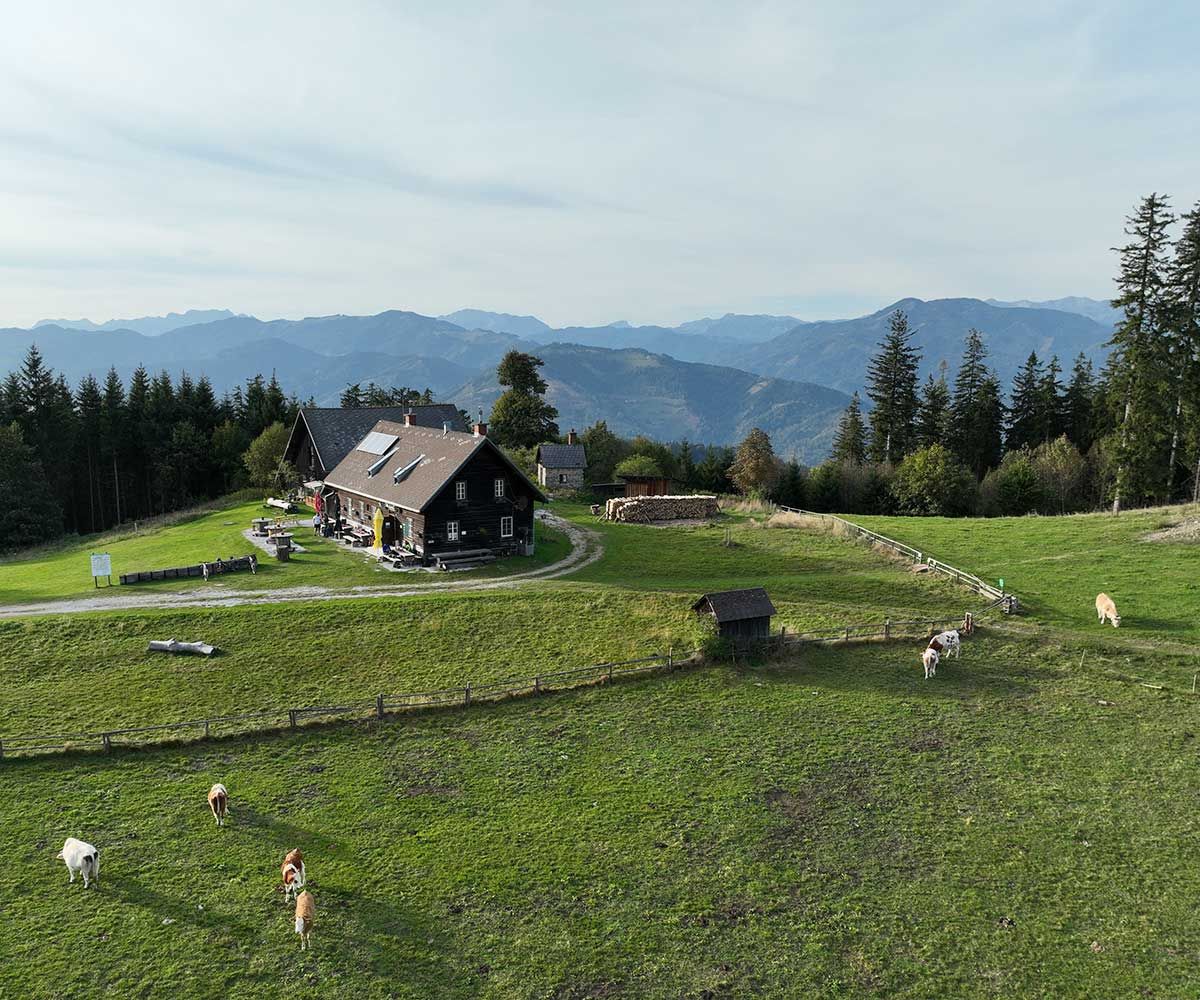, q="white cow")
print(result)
[921,647,939,680]
[929,629,961,660]
[1096,593,1121,628]
[57,838,99,889]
